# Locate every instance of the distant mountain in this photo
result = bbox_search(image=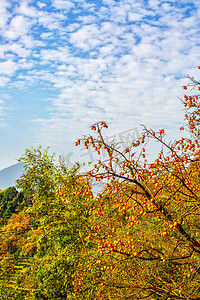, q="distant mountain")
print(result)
[0,163,24,190]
